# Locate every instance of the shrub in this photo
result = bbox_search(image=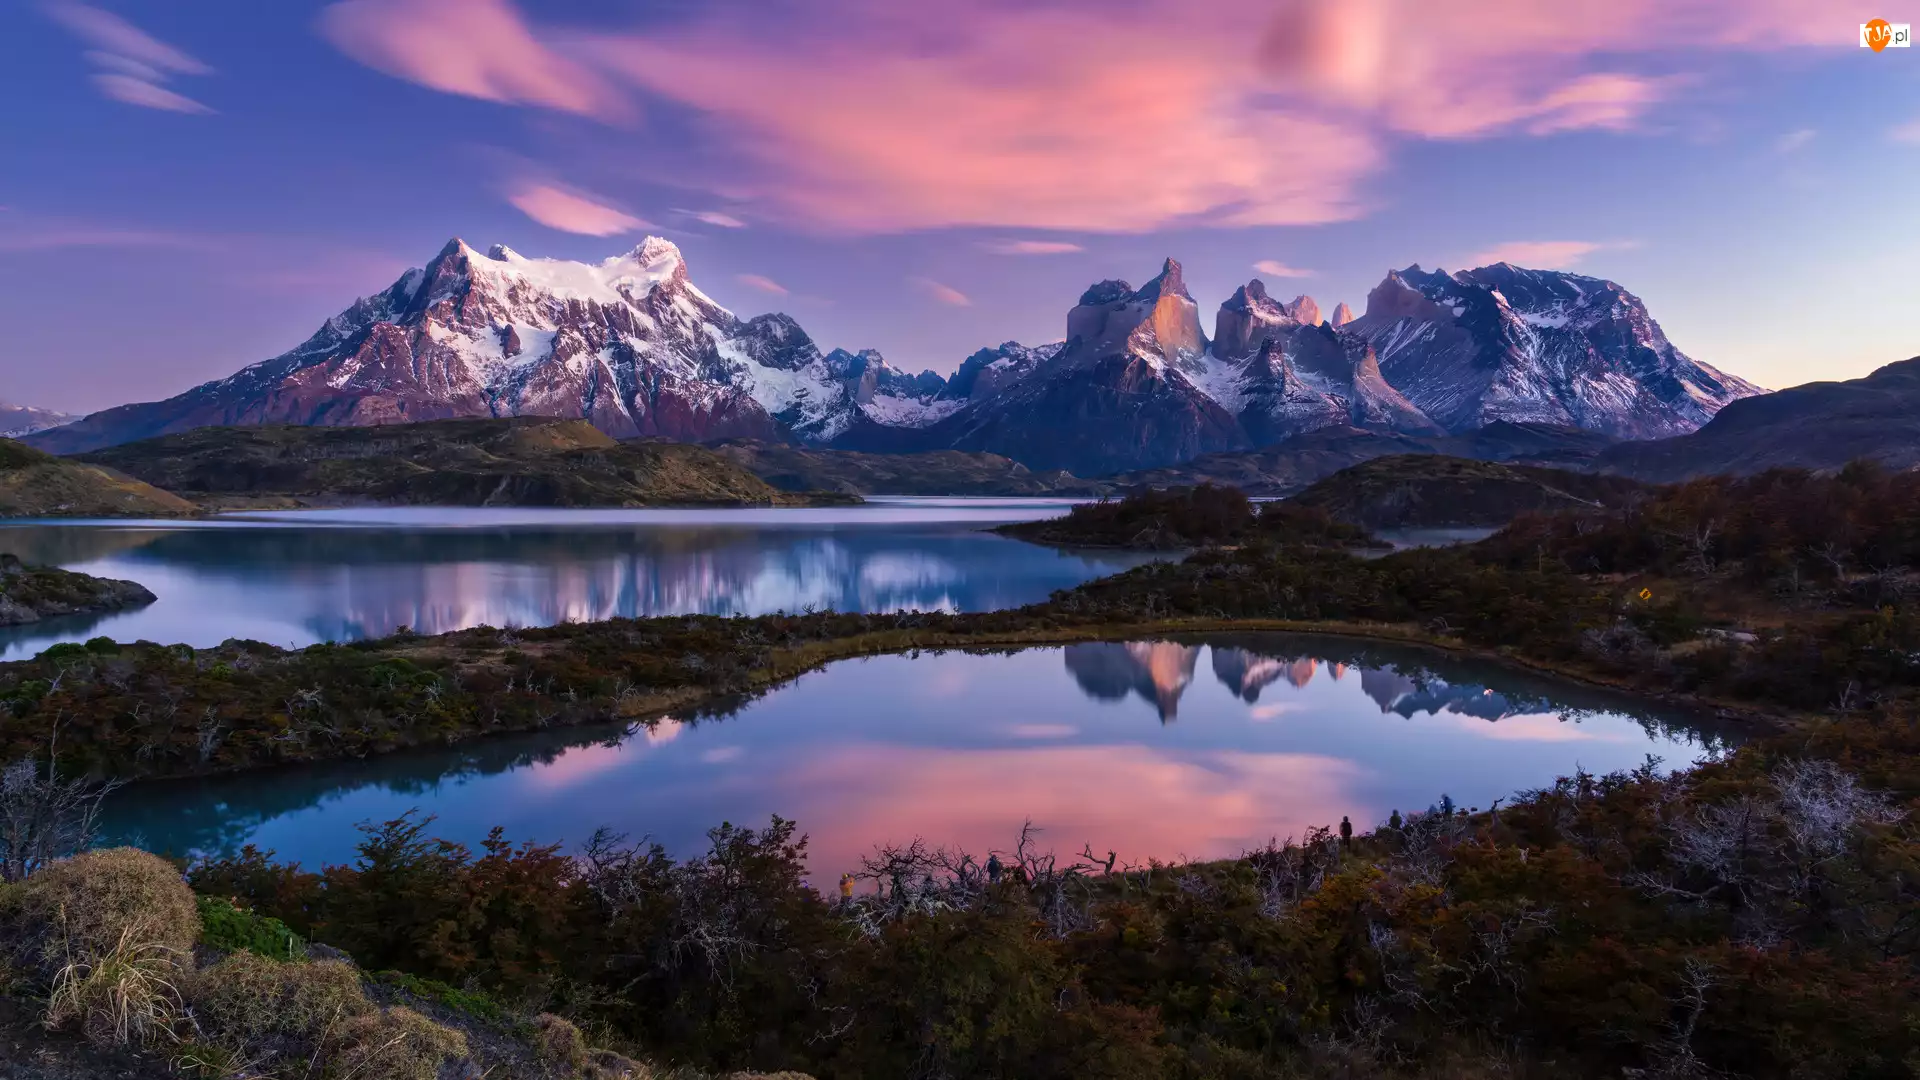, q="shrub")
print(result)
[197,894,304,960]
[534,1012,588,1071]
[331,1005,468,1080]
[83,636,119,654]
[186,951,372,1048]
[16,847,198,976]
